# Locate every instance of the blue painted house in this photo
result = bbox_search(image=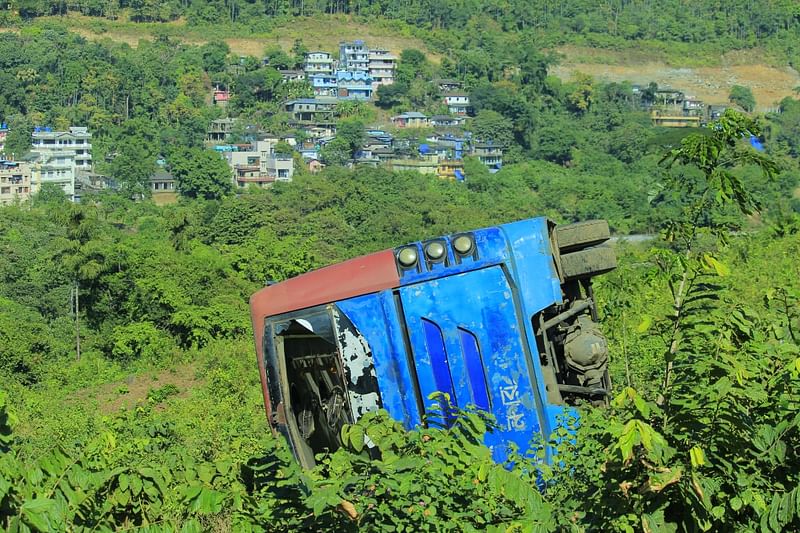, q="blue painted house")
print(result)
[337,70,373,100]
[309,74,338,97]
